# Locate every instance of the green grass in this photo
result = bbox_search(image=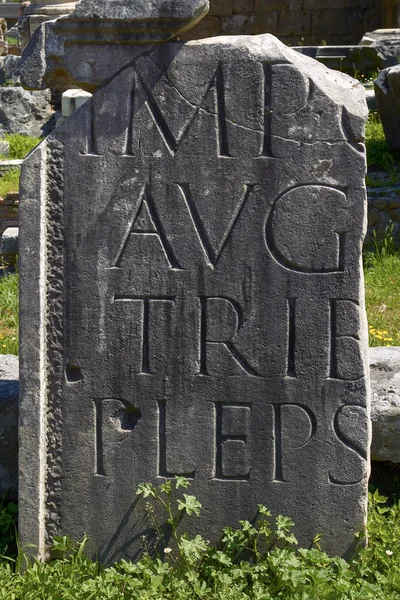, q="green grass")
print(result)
[0,168,19,198]
[364,253,400,347]
[0,135,40,198]
[365,112,400,176]
[0,271,18,355]
[1,134,41,160]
